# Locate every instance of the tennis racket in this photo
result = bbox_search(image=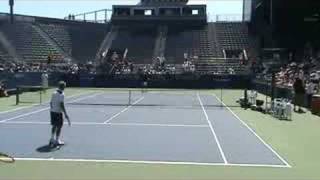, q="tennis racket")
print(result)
[0,152,15,163]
